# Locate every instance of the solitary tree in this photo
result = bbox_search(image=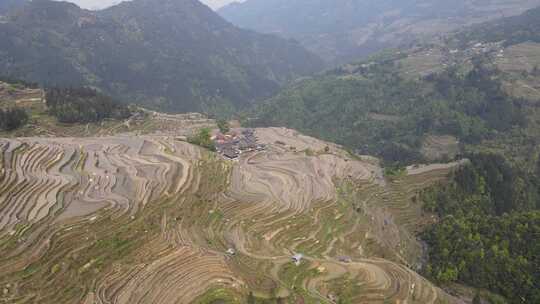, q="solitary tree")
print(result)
[188,128,215,151]
[217,119,230,134]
